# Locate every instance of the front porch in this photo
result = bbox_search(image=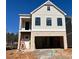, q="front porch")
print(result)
[19,32,31,51]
